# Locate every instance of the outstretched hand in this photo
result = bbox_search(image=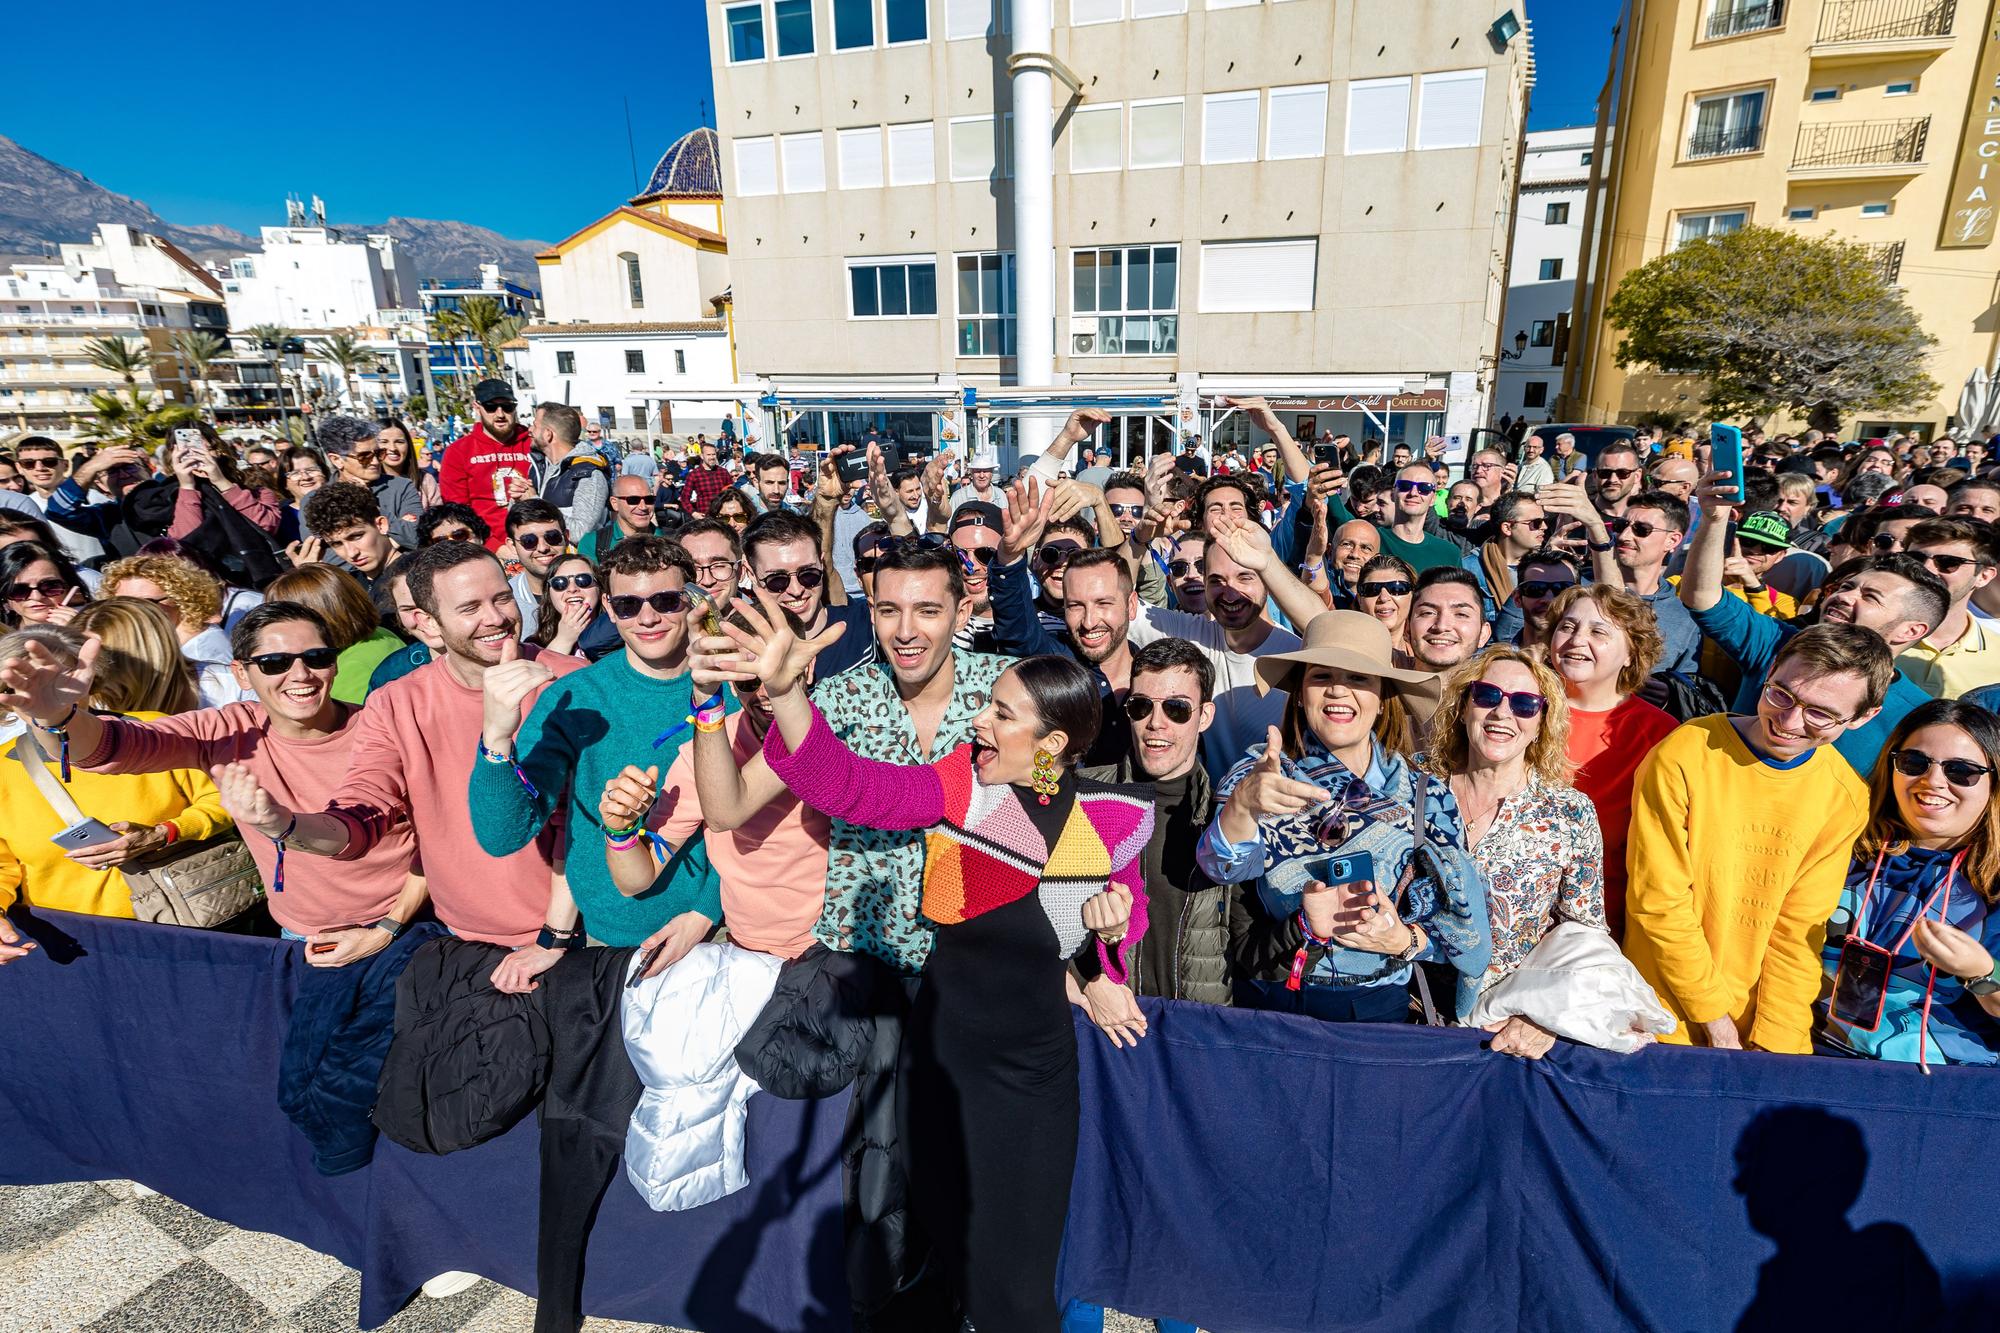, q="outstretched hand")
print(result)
[210,760,295,841]
[0,634,99,724]
[999,476,1052,565]
[1227,726,1328,820]
[1208,514,1273,573]
[721,584,847,697]
[480,634,554,752]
